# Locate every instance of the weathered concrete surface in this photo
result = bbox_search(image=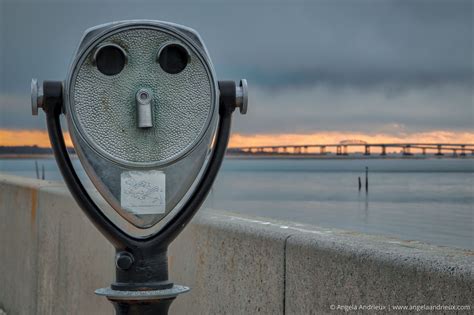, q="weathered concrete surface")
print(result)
[34,185,114,315]
[0,175,290,315]
[0,174,473,314]
[0,175,114,315]
[170,211,290,315]
[0,176,42,315]
[285,230,474,314]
